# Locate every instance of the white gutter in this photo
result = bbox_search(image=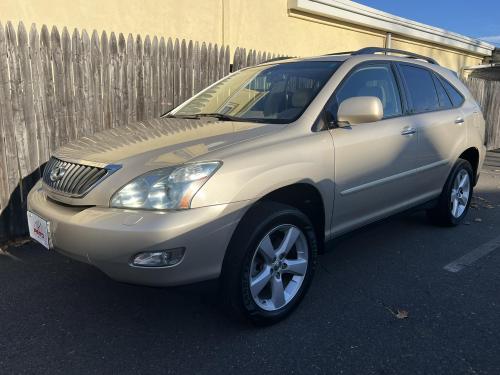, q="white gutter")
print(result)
[288,0,495,56]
